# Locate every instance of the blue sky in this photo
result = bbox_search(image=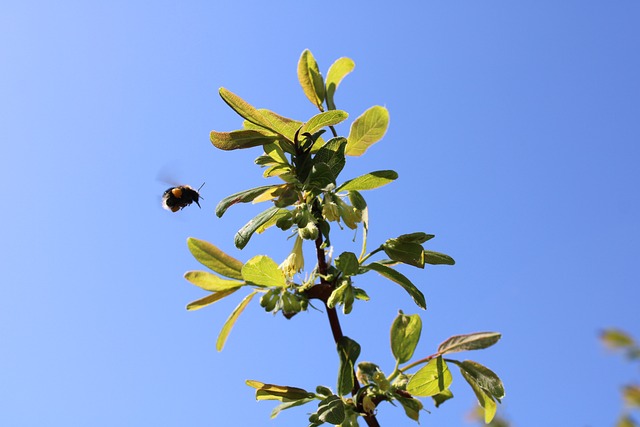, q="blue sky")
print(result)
[2,1,639,426]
